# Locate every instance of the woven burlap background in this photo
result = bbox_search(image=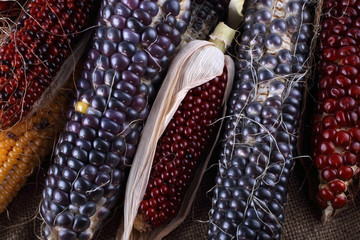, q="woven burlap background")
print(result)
[0,157,359,240]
